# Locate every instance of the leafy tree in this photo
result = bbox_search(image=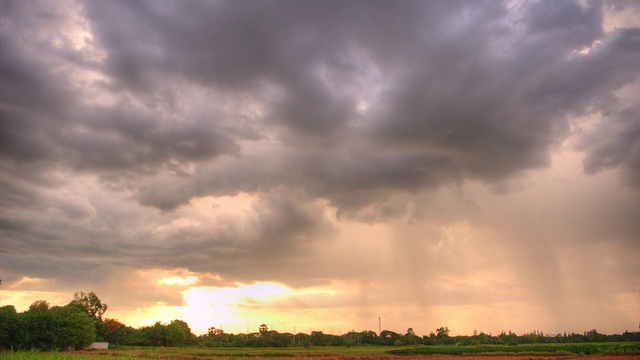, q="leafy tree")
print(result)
[69,291,108,322]
[0,305,16,349]
[150,322,167,347]
[0,305,29,350]
[436,327,450,345]
[436,326,450,337]
[131,320,194,347]
[265,331,293,347]
[246,334,264,347]
[522,331,539,343]
[230,335,247,347]
[127,325,157,346]
[28,300,50,313]
[344,335,356,347]
[19,304,94,350]
[202,327,234,347]
[380,330,401,345]
[24,309,58,349]
[294,332,310,347]
[99,318,131,345]
[404,328,419,345]
[208,326,224,337]
[166,319,194,346]
[310,331,326,345]
[477,332,489,344]
[50,305,96,349]
[359,330,378,344]
[68,291,108,341]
